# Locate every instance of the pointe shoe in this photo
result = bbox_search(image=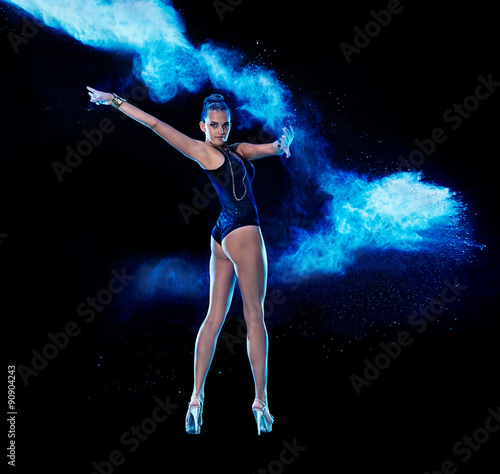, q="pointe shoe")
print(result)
[252,398,274,435]
[185,396,203,434]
